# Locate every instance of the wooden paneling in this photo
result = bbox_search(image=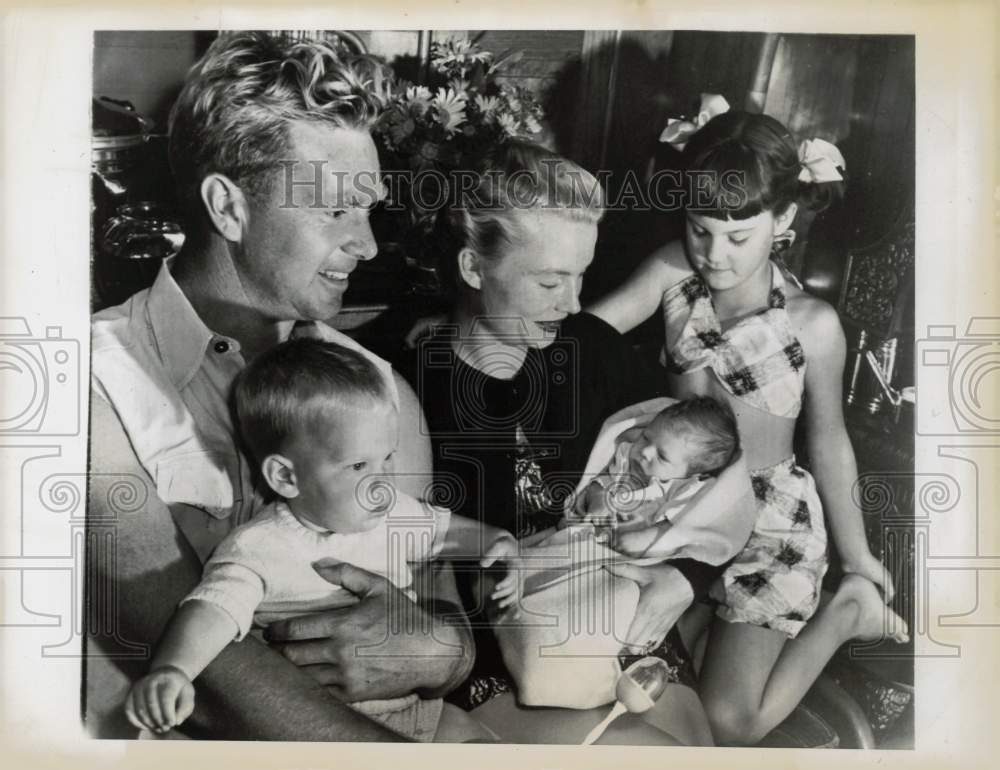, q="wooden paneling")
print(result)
[764,34,858,143]
[93,31,200,131]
